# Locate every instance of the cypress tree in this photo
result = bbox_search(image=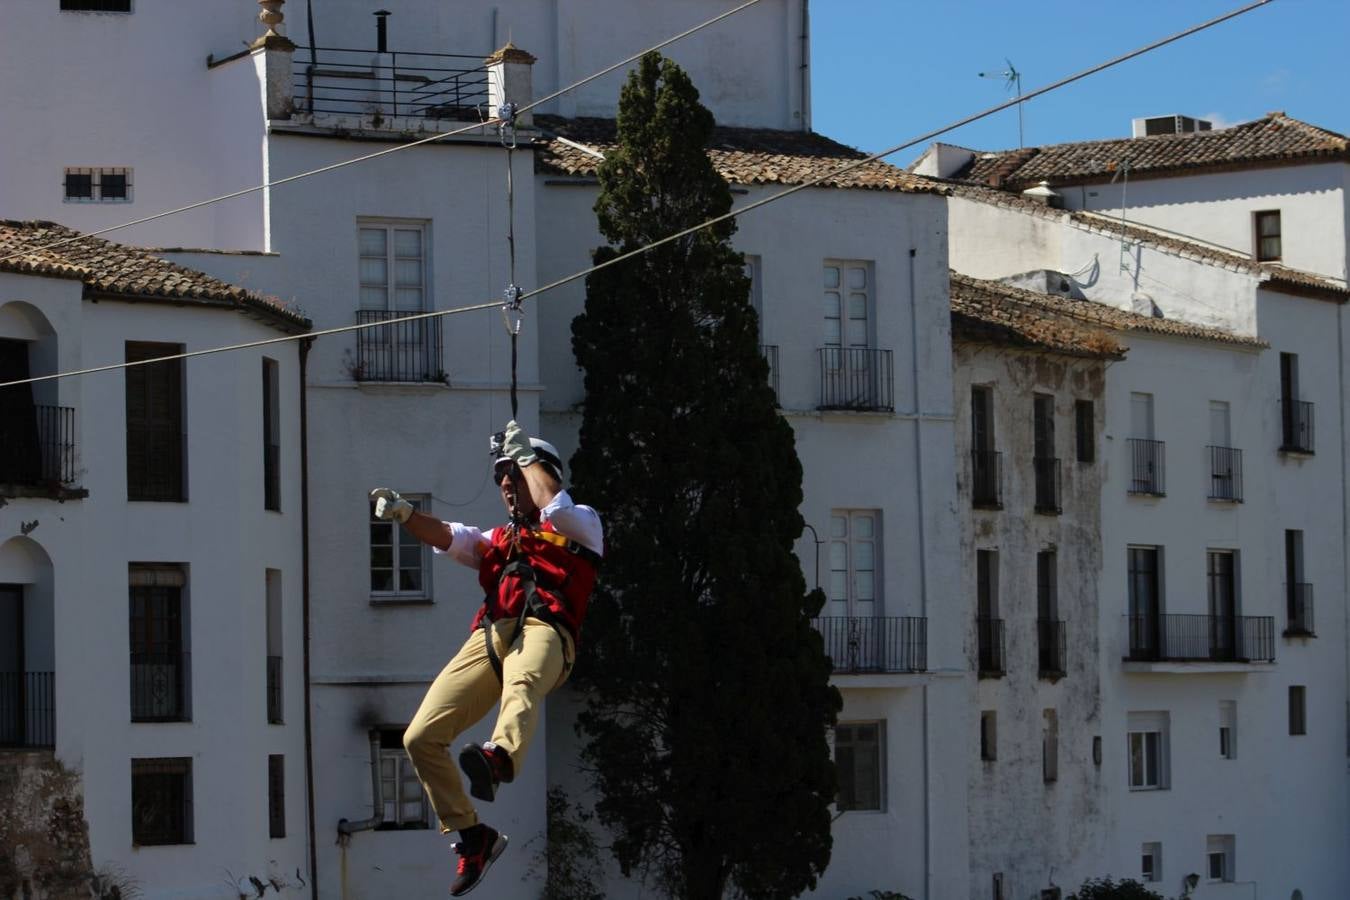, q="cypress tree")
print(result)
[568,52,841,900]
